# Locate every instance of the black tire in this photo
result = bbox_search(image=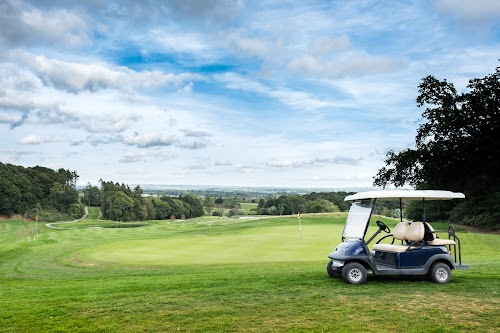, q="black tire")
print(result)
[327,260,341,278]
[342,262,367,284]
[429,262,452,284]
